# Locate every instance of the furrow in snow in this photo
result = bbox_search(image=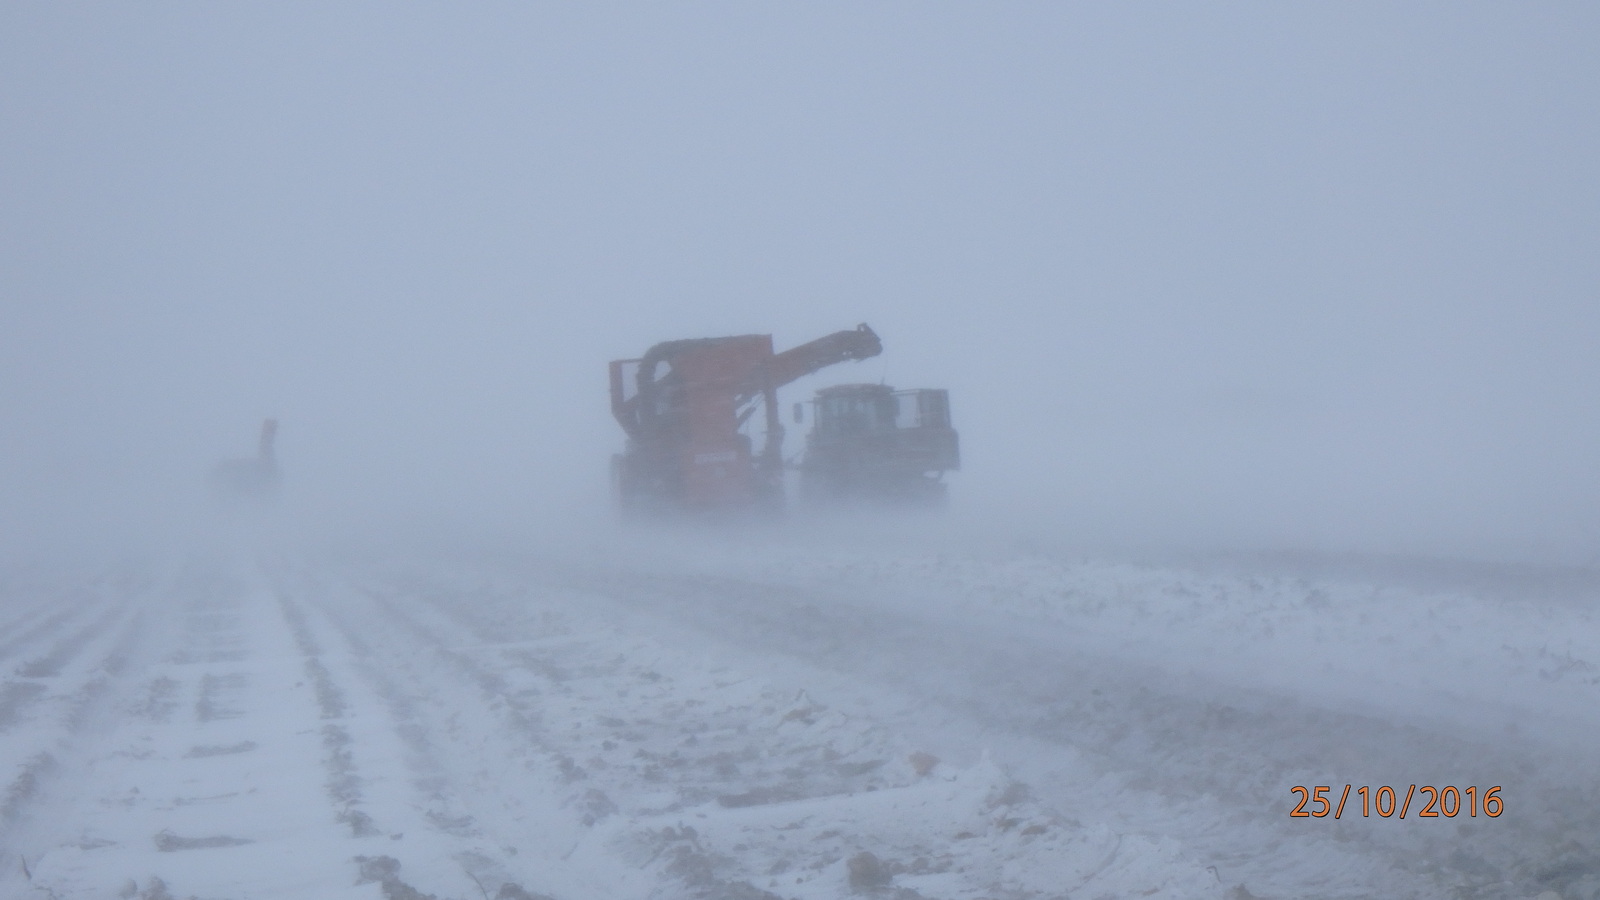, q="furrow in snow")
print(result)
[351,562,1231,900]
[0,600,152,877]
[17,560,381,899]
